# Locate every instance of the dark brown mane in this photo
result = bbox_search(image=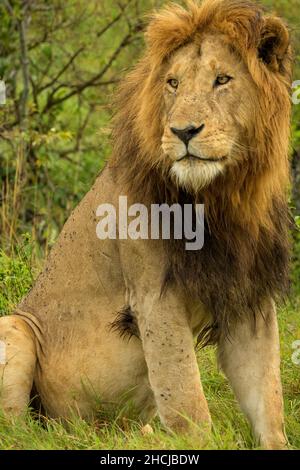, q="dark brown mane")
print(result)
[161,188,291,344]
[109,0,293,343]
